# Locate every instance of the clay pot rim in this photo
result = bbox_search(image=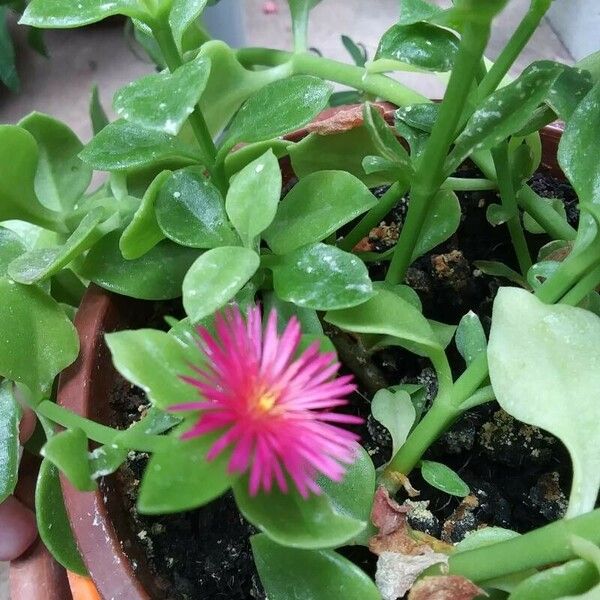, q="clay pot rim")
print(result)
[12,107,566,600]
